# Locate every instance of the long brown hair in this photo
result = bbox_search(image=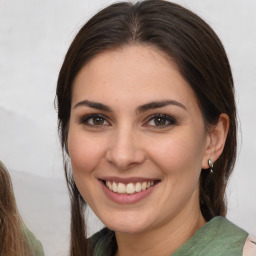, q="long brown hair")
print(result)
[0,161,32,256]
[56,1,237,255]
